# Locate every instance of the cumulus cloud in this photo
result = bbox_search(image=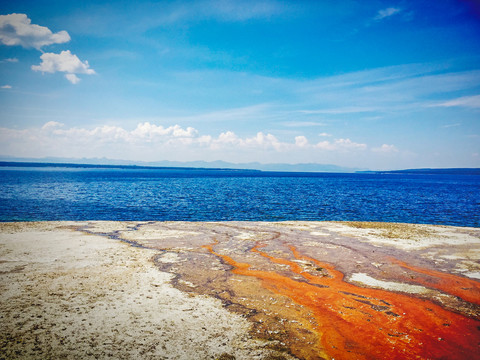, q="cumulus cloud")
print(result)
[315,138,367,151]
[31,50,95,83]
[0,14,94,84]
[208,131,284,151]
[0,122,376,163]
[64,73,80,84]
[2,57,18,63]
[131,123,198,140]
[41,123,363,154]
[371,144,398,153]
[245,132,283,150]
[32,50,95,74]
[1,84,11,89]
[374,7,401,20]
[0,13,70,50]
[295,136,309,147]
